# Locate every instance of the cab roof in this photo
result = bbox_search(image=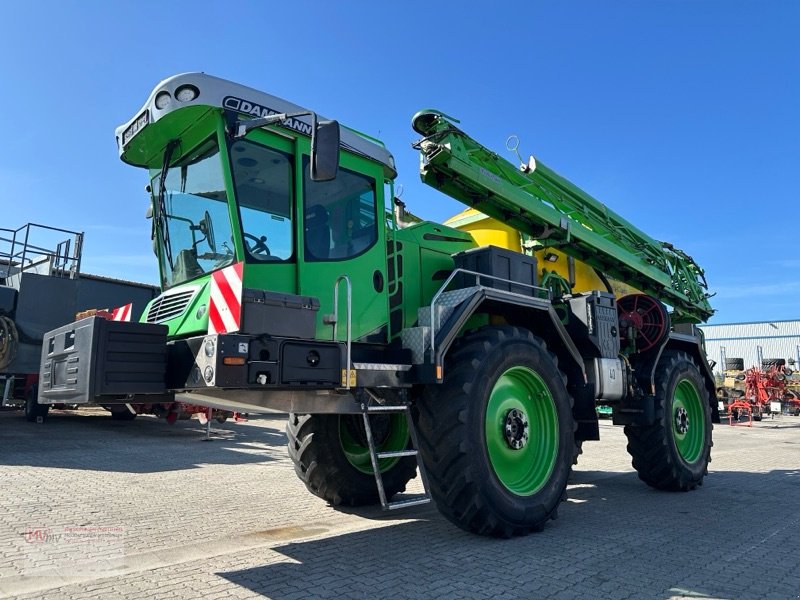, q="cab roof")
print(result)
[115,72,397,178]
